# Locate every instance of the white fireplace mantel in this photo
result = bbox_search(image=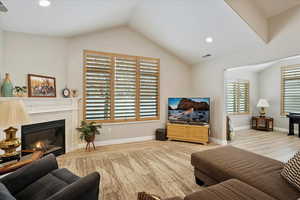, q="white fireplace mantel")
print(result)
[0,97,80,113]
[0,97,82,152]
